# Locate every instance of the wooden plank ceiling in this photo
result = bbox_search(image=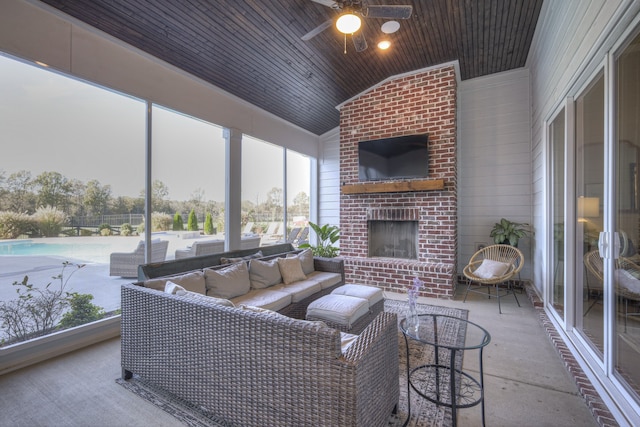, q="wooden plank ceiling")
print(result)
[39,0,543,136]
